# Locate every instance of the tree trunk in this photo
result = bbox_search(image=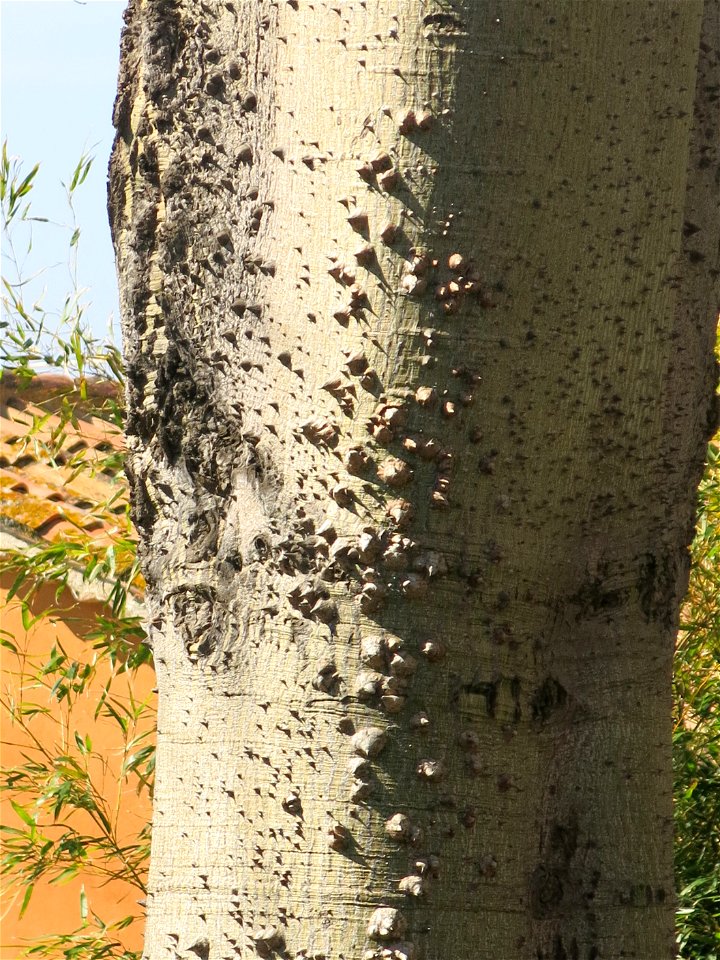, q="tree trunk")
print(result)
[109,2,718,958]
